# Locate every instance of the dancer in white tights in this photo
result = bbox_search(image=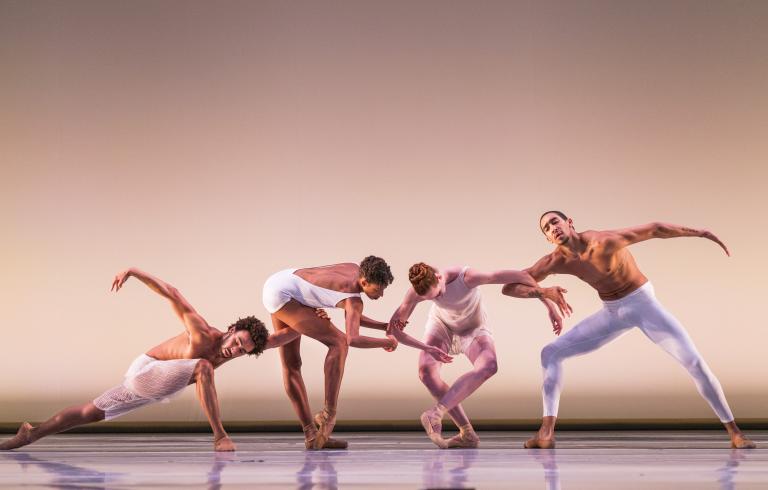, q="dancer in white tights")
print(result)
[389,263,570,448]
[503,211,756,449]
